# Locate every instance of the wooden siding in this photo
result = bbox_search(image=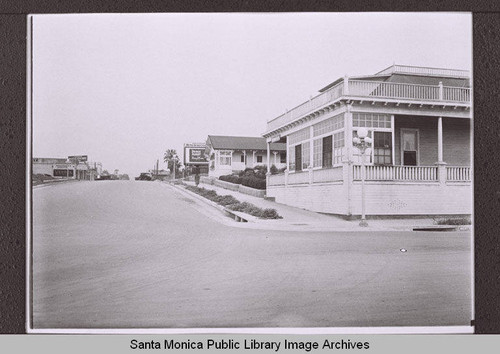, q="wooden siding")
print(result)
[443,118,471,166]
[394,115,470,166]
[395,115,438,165]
